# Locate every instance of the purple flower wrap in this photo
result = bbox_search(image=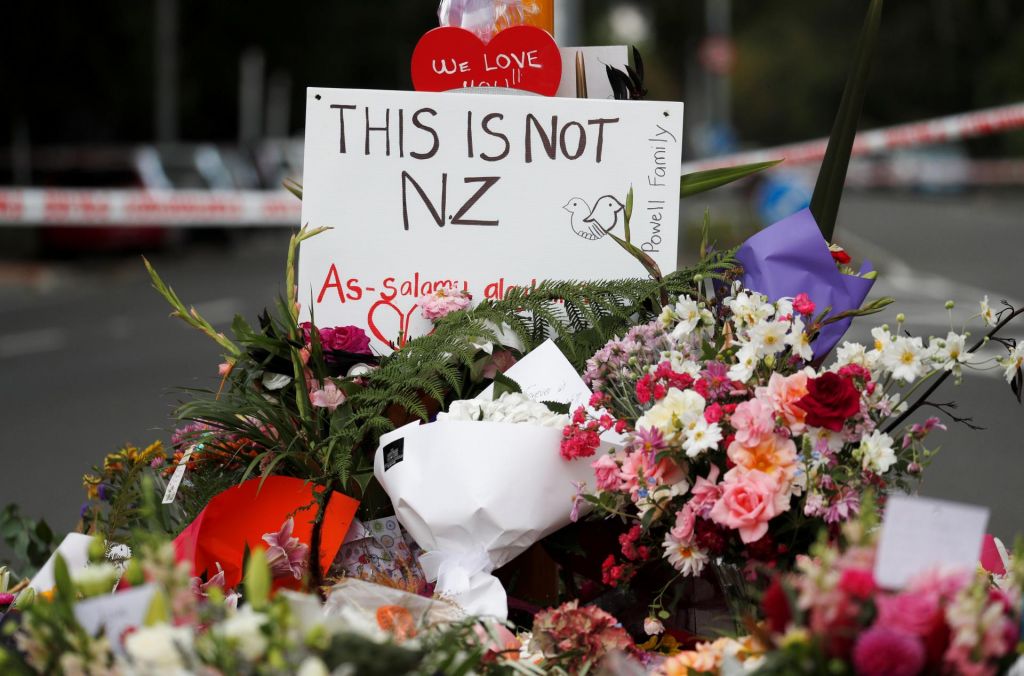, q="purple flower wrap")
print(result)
[736,208,875,359]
